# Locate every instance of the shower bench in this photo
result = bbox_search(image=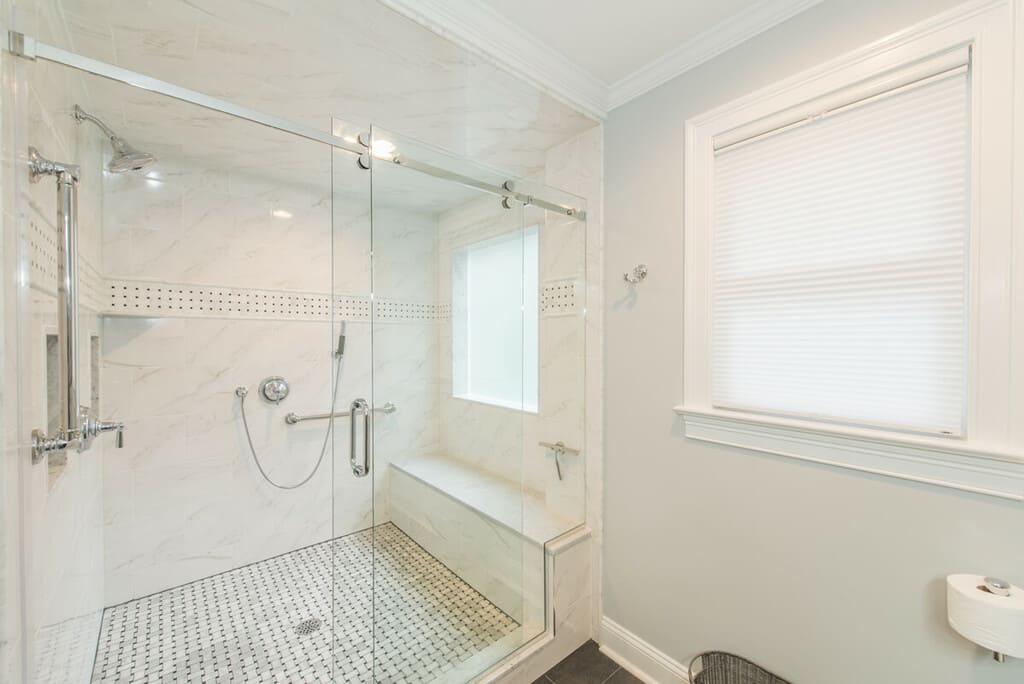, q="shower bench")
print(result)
[388,454,592,681]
